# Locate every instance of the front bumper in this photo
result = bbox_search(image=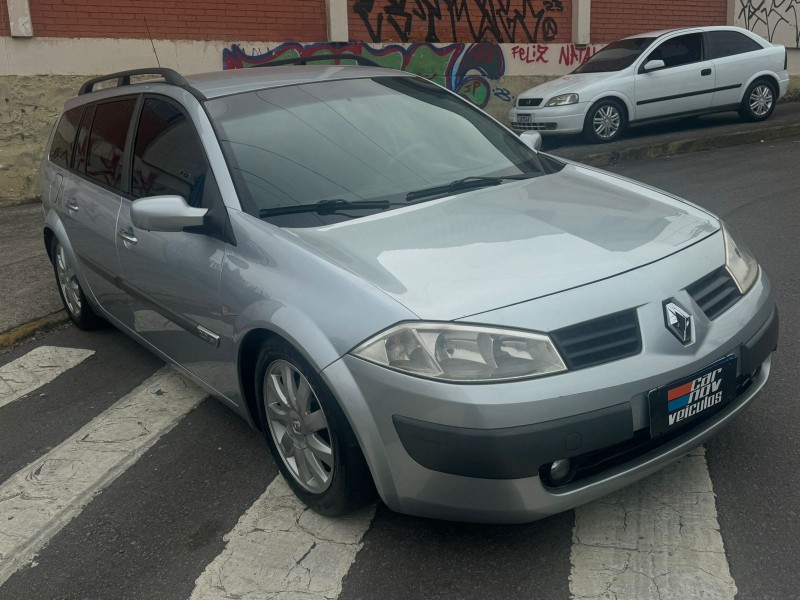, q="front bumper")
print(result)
[508,103,588,135]
[321,256,777,523]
